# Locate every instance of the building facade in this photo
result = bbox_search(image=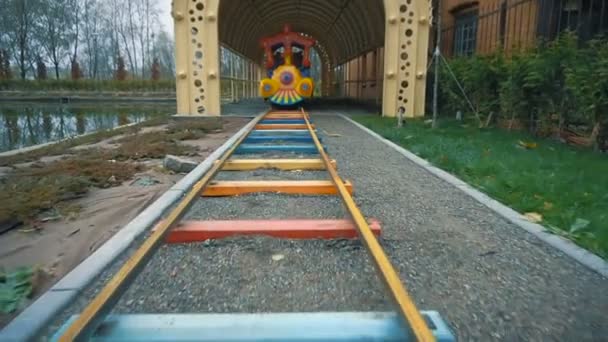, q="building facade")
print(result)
[439,0,608,57]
